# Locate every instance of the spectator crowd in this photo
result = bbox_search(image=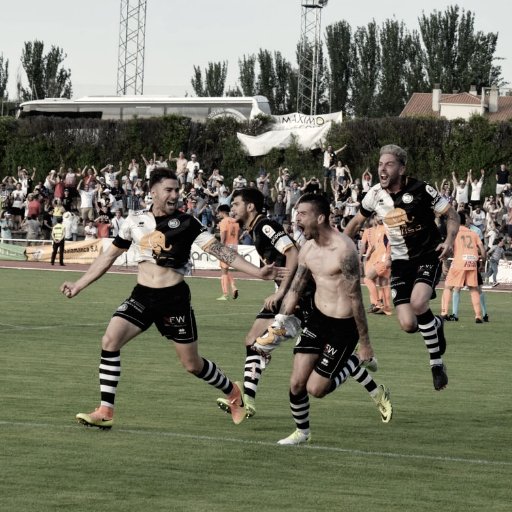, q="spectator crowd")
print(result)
[0,148,510,282]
